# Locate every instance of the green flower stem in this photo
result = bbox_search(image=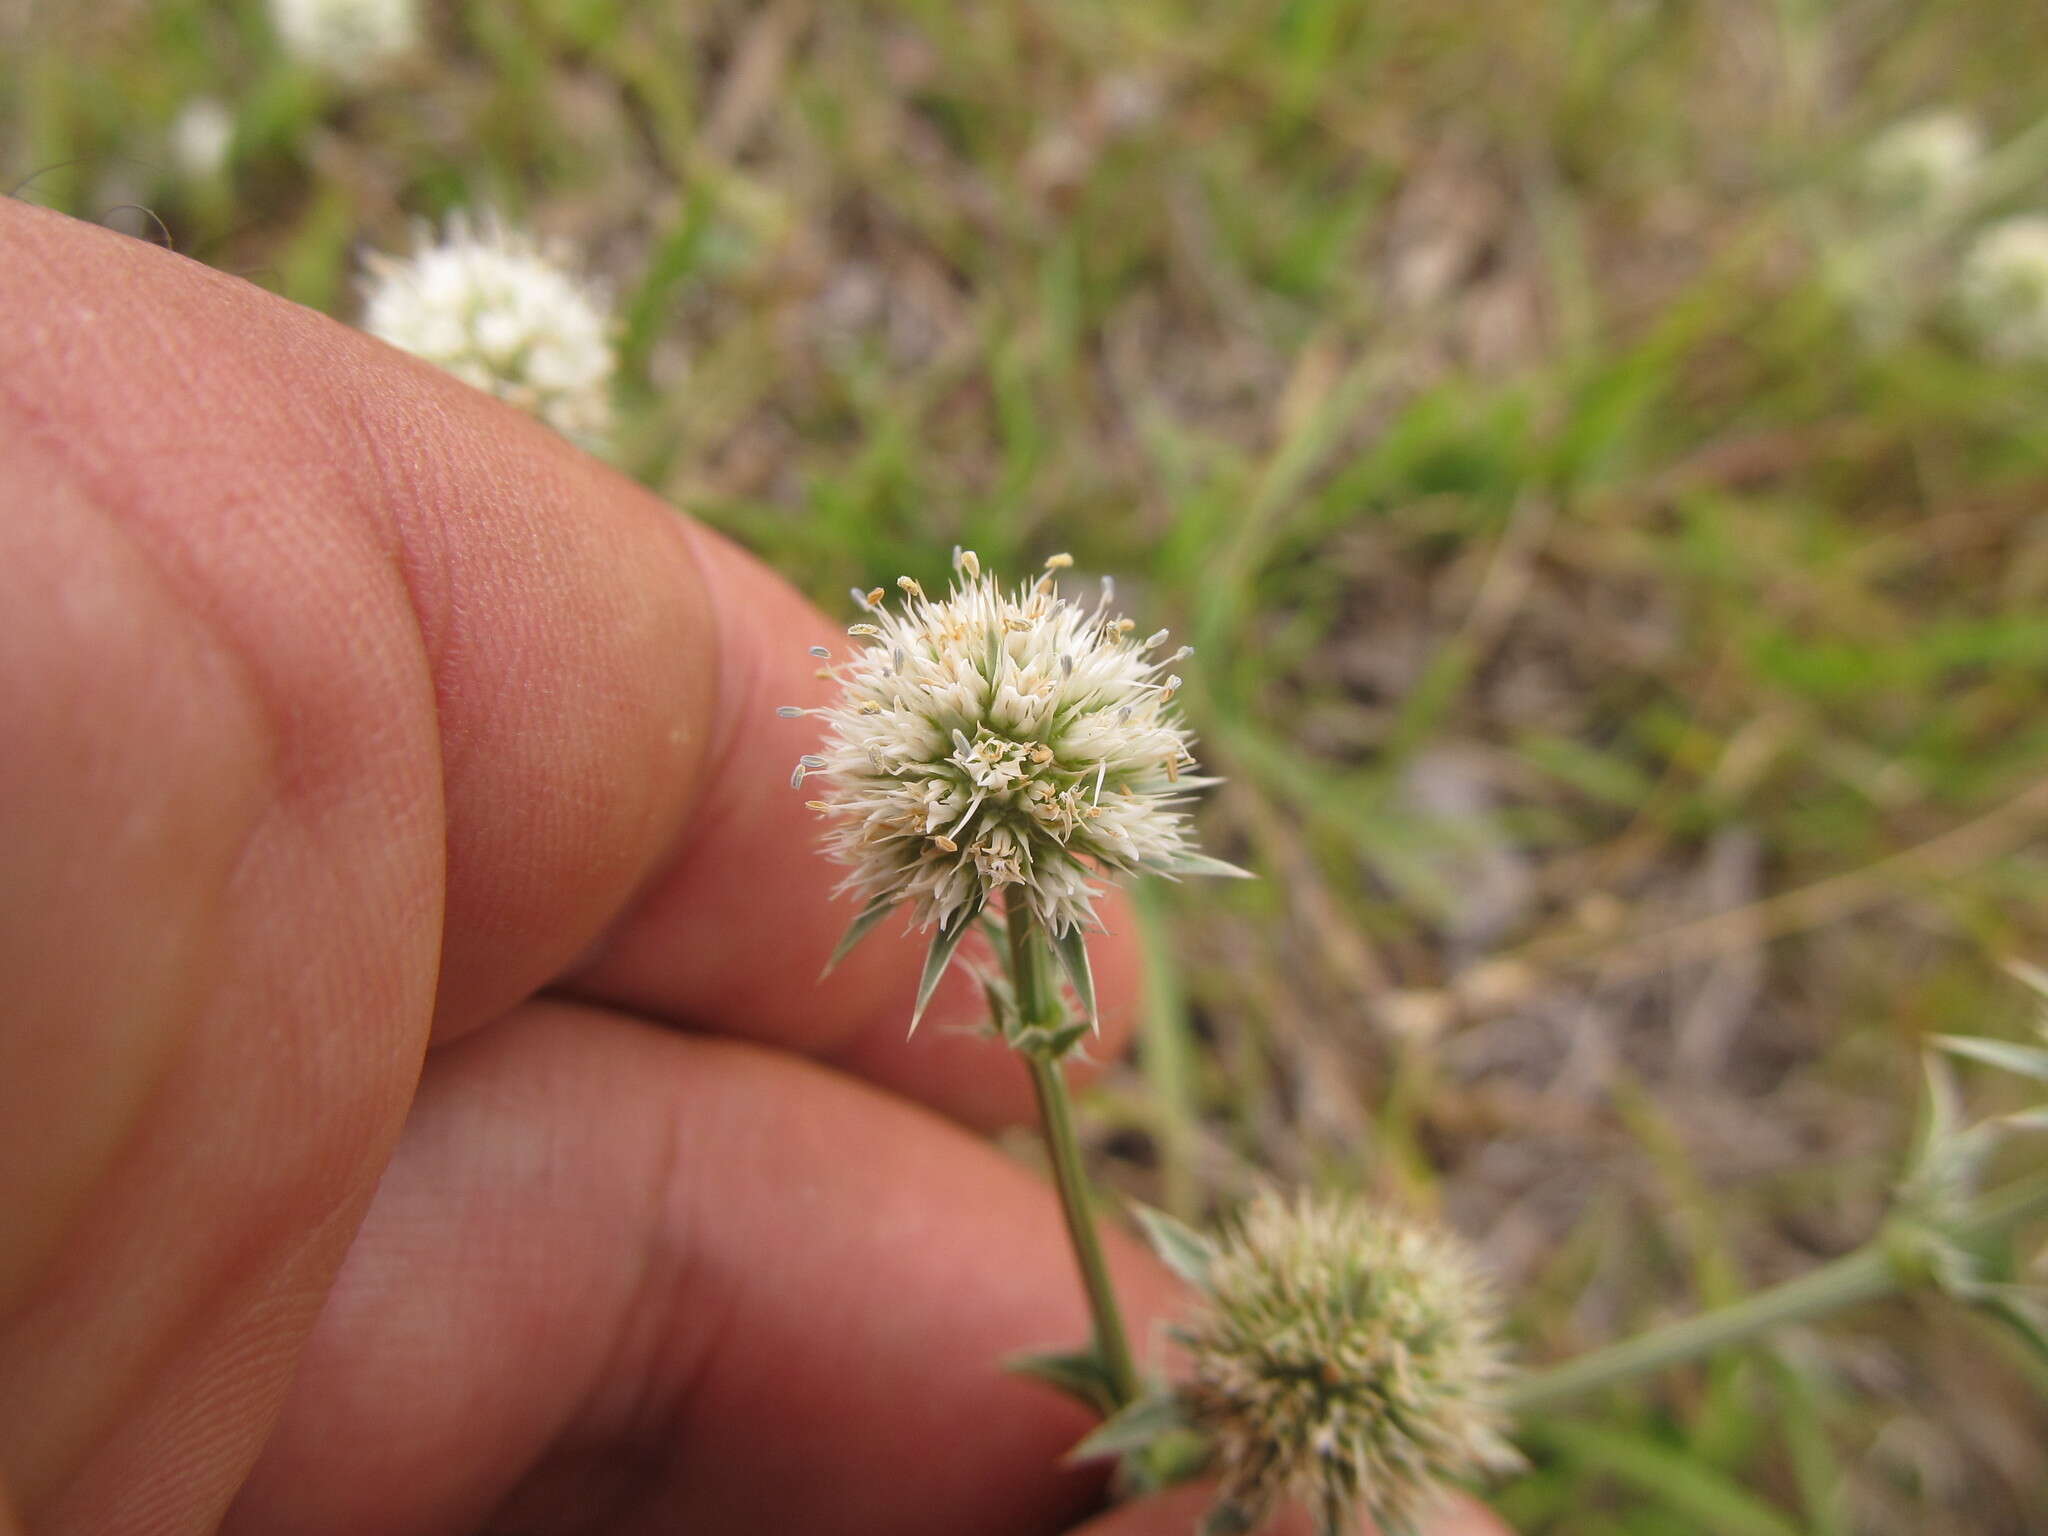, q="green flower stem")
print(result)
[1503,1169,2048,1413]
[1012,907,1144,1410]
